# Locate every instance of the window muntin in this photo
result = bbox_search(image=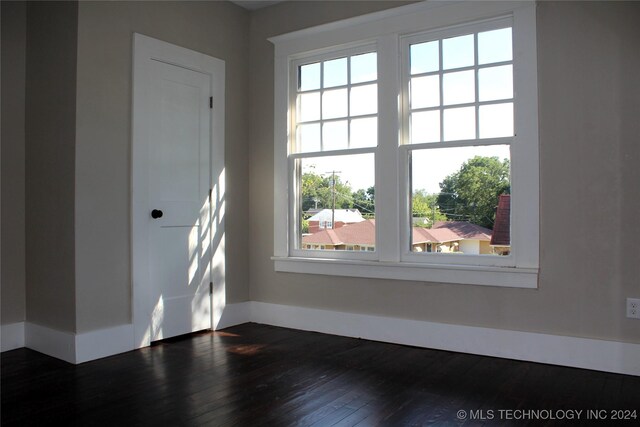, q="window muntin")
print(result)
[291,47,378,256]
[406,22,513,145]
[403,19,514,260]
[295,50,378,154]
